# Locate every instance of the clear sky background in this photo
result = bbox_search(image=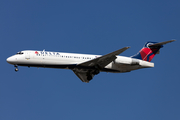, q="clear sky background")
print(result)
[1,0,180,120]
